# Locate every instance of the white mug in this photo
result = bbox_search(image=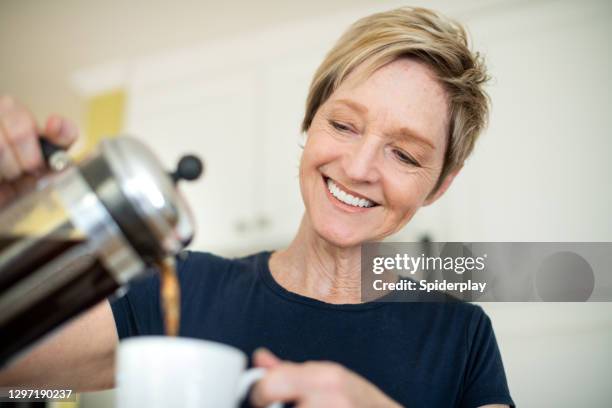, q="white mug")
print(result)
[115,336,280,408]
